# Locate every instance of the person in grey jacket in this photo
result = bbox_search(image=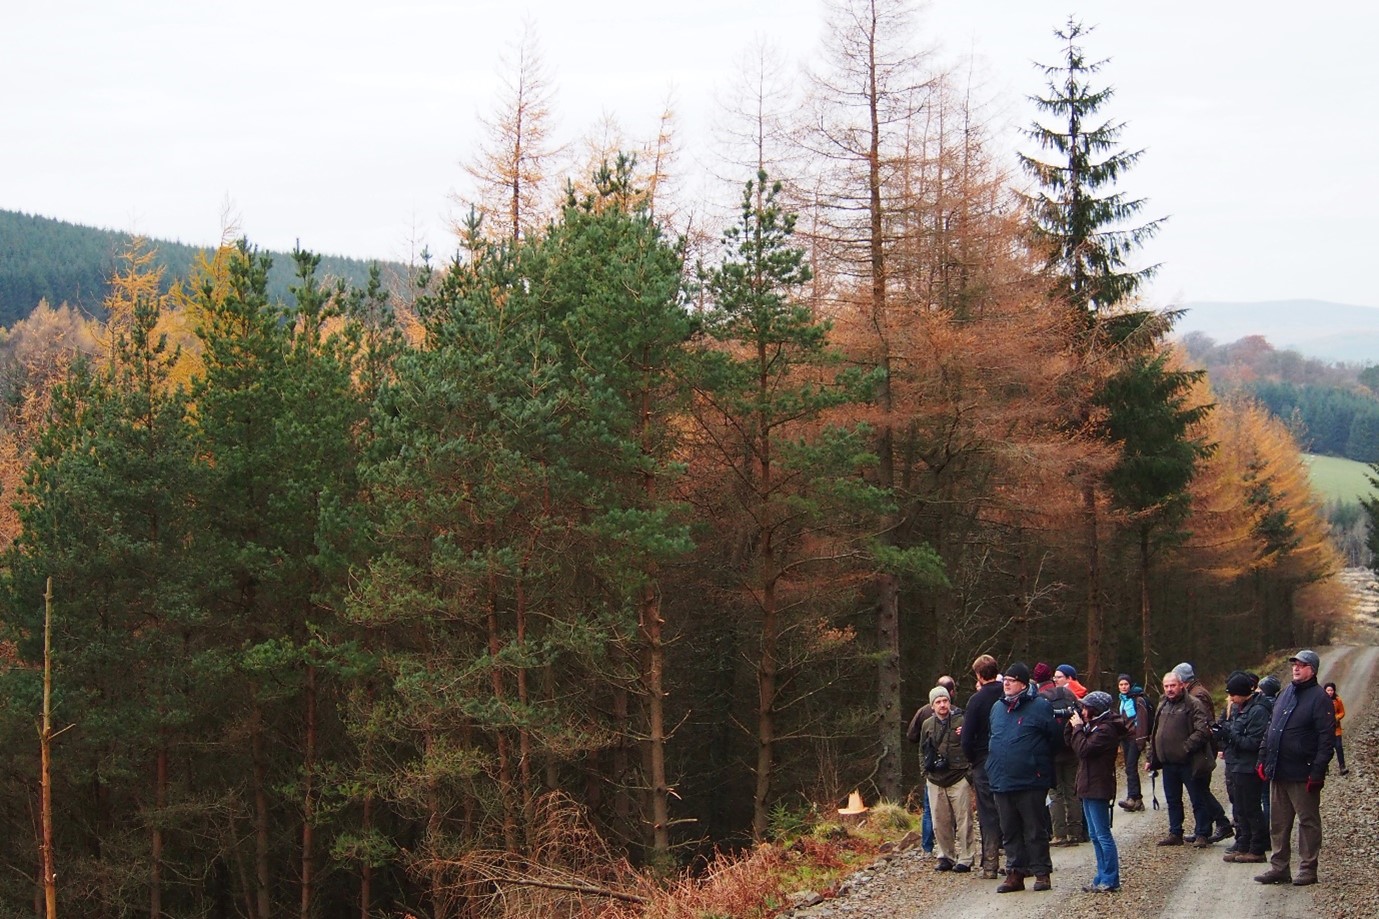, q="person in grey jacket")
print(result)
[1253,649,1334,887]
